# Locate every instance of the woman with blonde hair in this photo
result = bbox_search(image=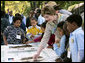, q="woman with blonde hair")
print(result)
[33,5,69,61]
